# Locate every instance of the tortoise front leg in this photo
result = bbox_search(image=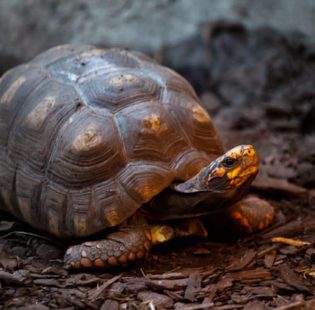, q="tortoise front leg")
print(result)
[64,219,208,269]
[203,195,275,237]
[228,196,275,234]
[64,227,152,269]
